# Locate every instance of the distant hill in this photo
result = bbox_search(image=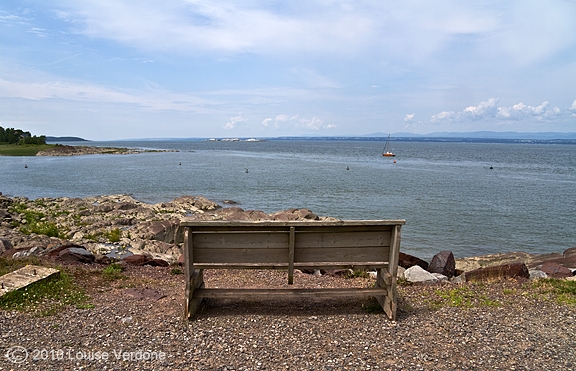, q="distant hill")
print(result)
[46,136,88,142]
[365,131,576,140]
